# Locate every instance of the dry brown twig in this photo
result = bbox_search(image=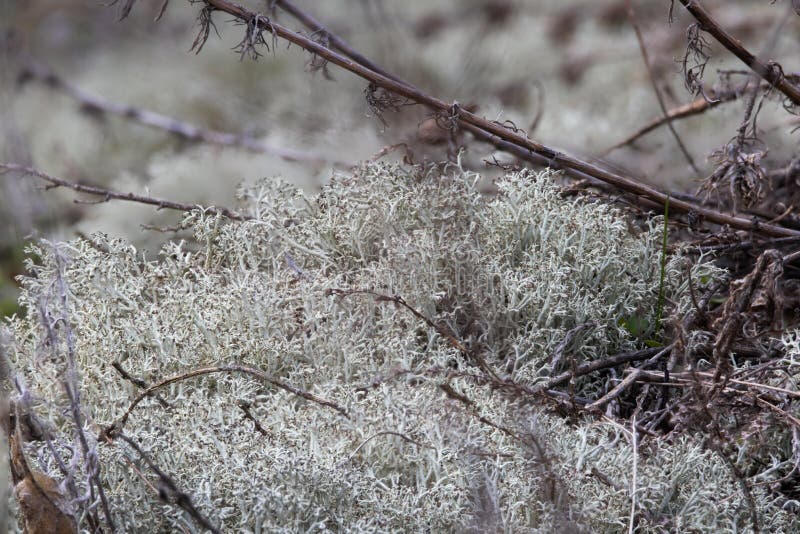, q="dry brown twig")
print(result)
[103,363,348,441]
[267,0,798,236]
[269,0,403,85]
[711,250,783,380]
[271,0,800,236]
[326,288,503,382]
[541,347,664,393]
[120,0,800,237]
[114,433,222,534]
[601,73,800,157]
[587,343,675,411]
[625,0,699,173]
[340,430,431,468]
[0,162,249,221]
[602,90,735,155]
[685,368,763,534]
[326,287,679,418]
[698,6,795,216]
[237,400,270,437]
[111,361,172,410]
[637,370,800,403]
